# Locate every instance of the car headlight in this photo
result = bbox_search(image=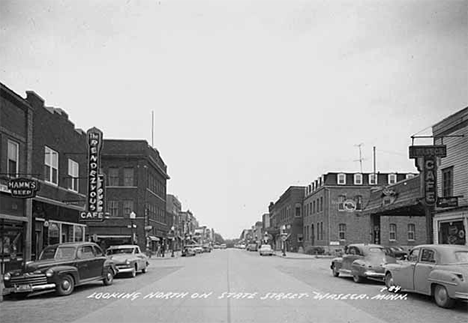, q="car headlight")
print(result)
[125,259,130,265]
[4,272,11,281]
[45,268,54,277]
